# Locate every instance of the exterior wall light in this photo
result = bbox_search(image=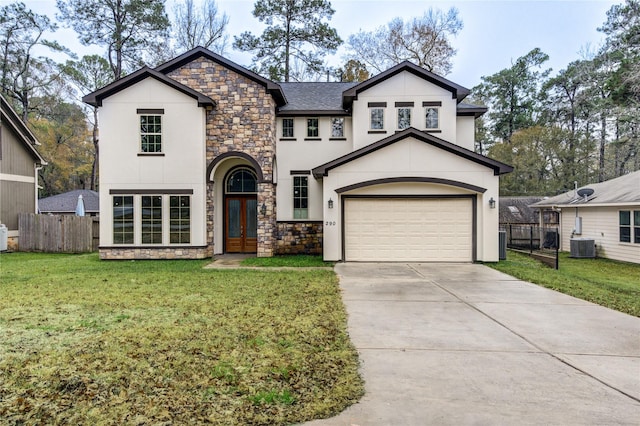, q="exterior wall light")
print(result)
[260,203,267,215]
[489,197,496,209]
[328,198,334,209]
